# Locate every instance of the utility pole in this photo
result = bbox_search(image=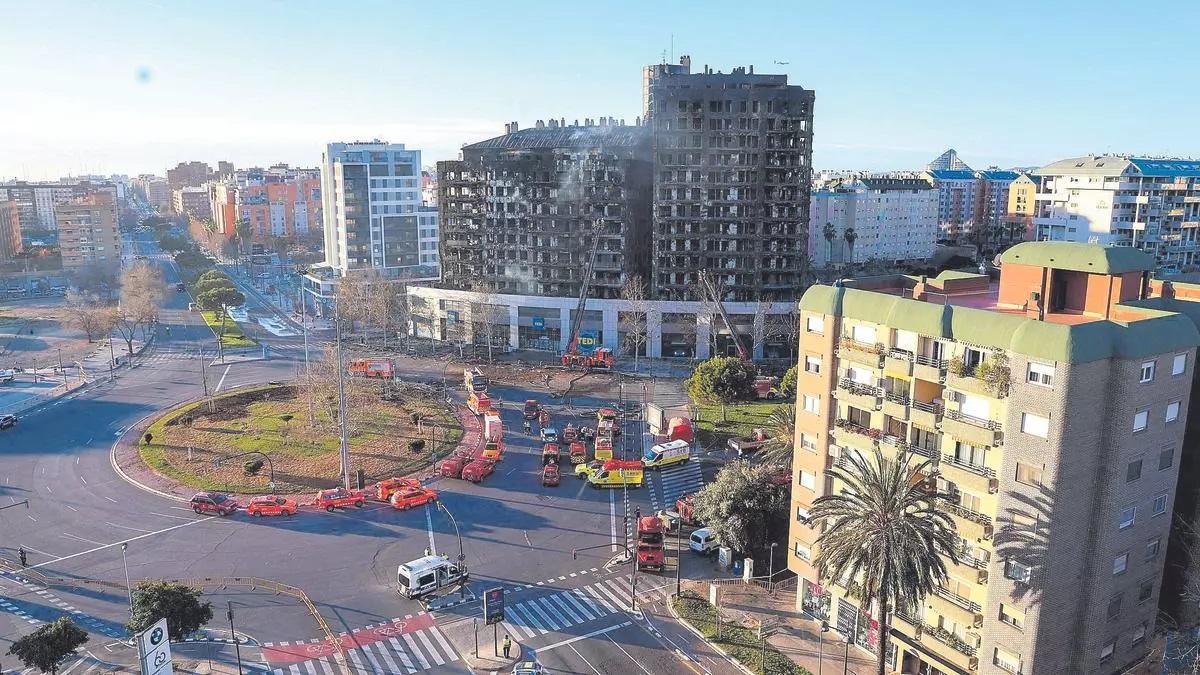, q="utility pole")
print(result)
[227,602,243,674]
[302,288,313,426]
[334,295,351,488]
